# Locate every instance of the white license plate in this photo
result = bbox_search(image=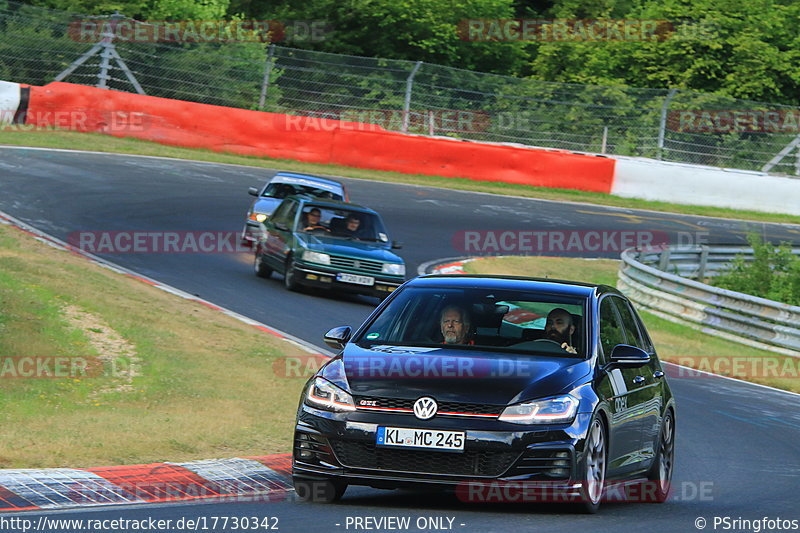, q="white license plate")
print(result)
[336,273,374,286]
[376,427,465,451]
